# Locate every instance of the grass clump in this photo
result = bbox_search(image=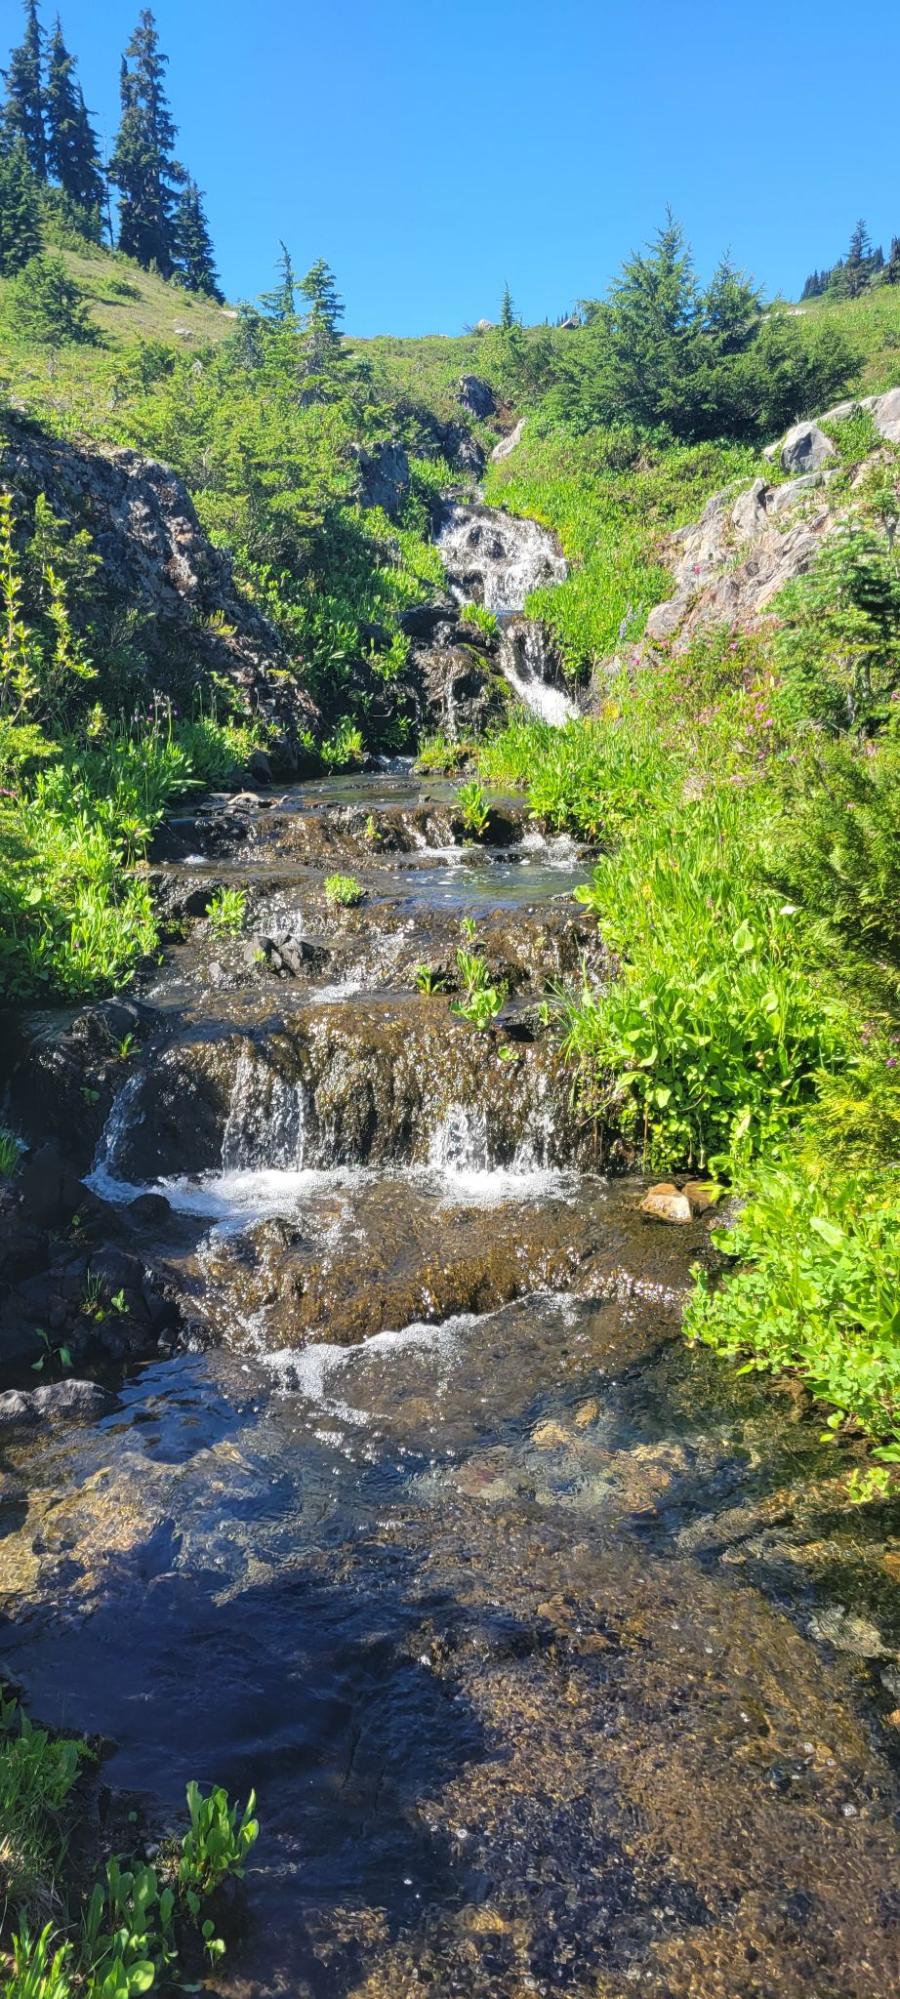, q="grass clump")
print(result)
[206,887,246,935]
